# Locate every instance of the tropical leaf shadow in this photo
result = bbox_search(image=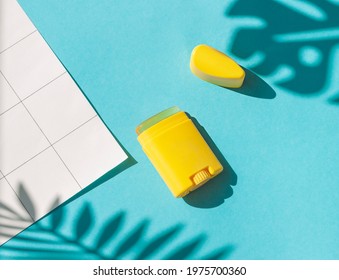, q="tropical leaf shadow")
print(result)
[0,185,234,260]
[225,0,339,100]
[18,183,36,221]
[0,201,29,222]
[136,224,183,260]
[95,212,125,250]
[165,235,206,260]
